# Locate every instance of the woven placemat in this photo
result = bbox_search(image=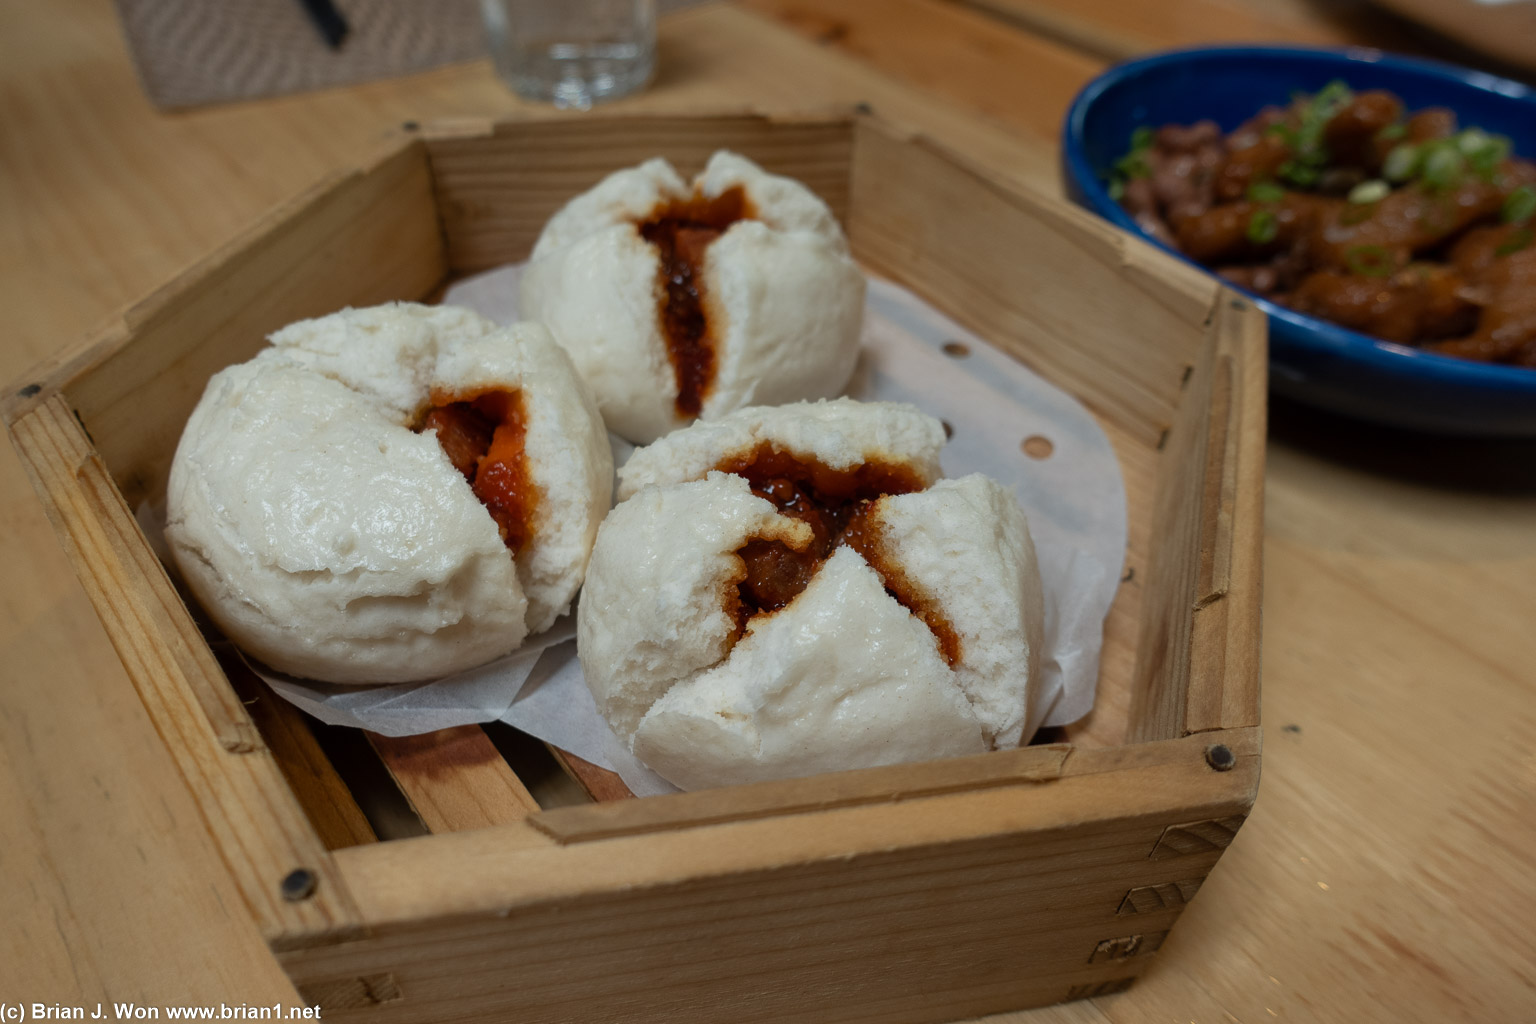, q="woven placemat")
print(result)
[115,0,485,109]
